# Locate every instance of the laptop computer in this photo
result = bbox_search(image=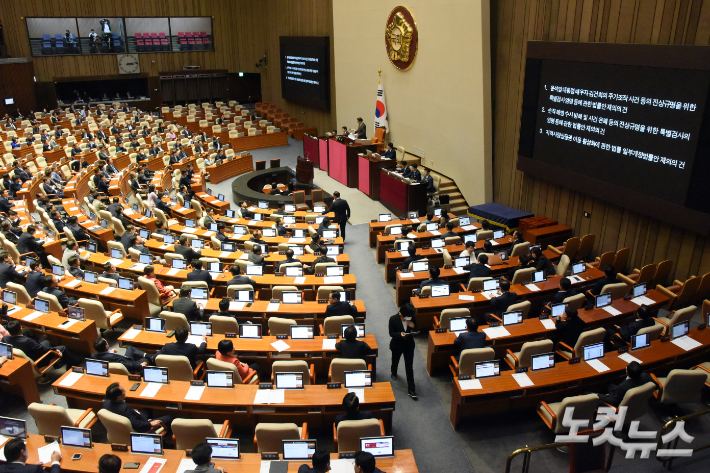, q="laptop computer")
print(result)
[142,366,169,384]
[633,282,647,298]
[326,266,344,277]
[190,322,212,336]
[0,416,27,438]
[411,261,428,272]
[341,324,365,338]
[282,291,302,304]
[284,266,303,277]
[84,271,98,284]
[234,290,254,302]
[449,317,469,334]
[172,258,187,270]
[502,311,523,326]
[118,277,134,290]
[221,241,235,252]
[631,333,650,350]
[146,317,166,333]
[85,359,109,377]
[379,214,392,222]
[431,285,450,297]
[595,293,612,309]
[67,306,85,321]
[482,279,497,292]
[0,342,12,360]
[671,320,690,340]
[454,256,470,268]
[246,265,263,276]
[550,302,567,318]
[34,298,50,313]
